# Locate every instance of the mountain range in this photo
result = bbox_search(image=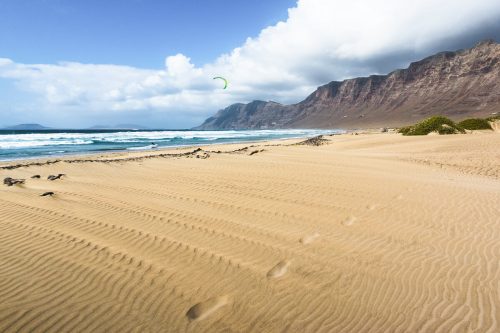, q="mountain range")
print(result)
[195,40,500,129]
[1,124,51,130]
